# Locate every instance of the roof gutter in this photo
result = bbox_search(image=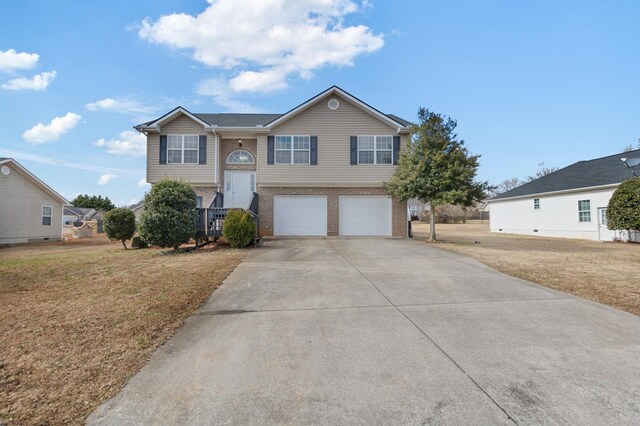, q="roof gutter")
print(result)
[488,182,621,202]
